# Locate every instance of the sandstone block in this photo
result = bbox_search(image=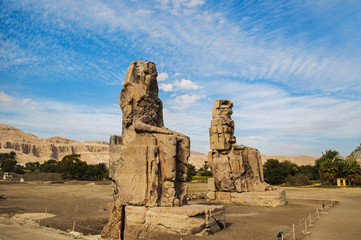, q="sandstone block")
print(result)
[207,191,216,200]
[208,177,216,192]
[216,191,231,202]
